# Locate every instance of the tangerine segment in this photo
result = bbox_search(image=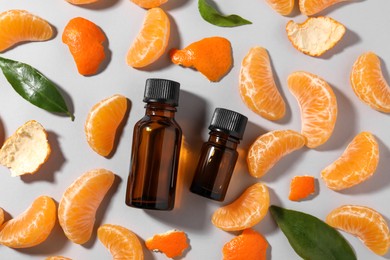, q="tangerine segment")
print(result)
[321,132,379,191]
[286,17,345,56]
[222,228,268,260]
[299,0,348,16]
[239,46,286,121]
[170,37,233,82]
[212,183,269,231]
[288,71,337,148]
[0,120,51,176]
[265,0,294,16]
[62,17,106,76]
[145,230,189,258]
[98,224,144,260]
[0,207,4,226]
[247,130,306,178]
[288,175,315,201]
[131,0,168,8]
[0,196,56,248]
[326,205,390,255]
[85,94,128,157]
[45,257,72,260]
[0,10,53,52]
[127,8,170,68]
[58,169,115,244]
[350,52,390,113]
[65,0,98,5]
